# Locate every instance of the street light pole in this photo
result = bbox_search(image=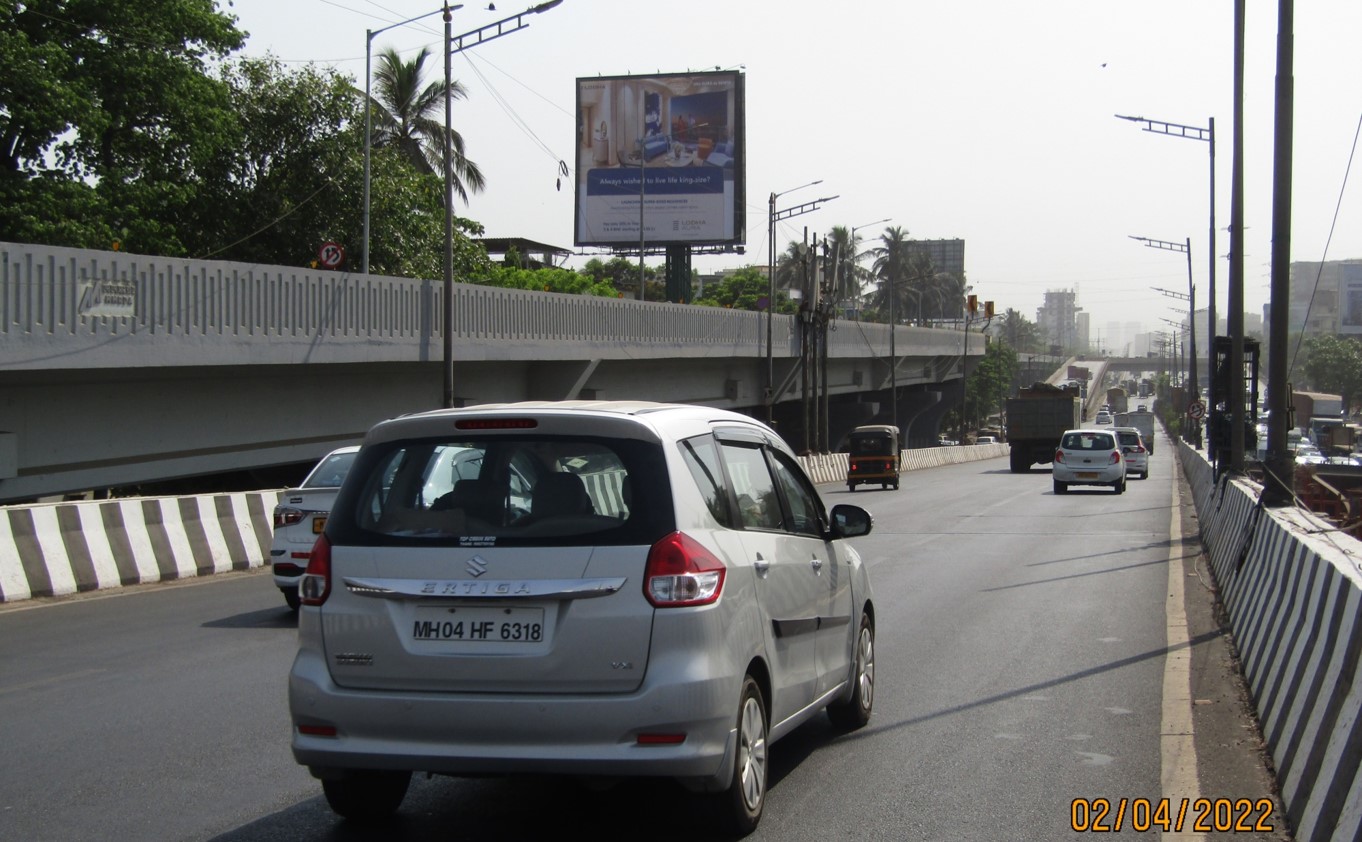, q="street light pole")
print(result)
[363,5,462,276]
[766,182,832,422]
[1116,114,1216,459]
[440,1,563,409]
[1132,235,1201,446]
